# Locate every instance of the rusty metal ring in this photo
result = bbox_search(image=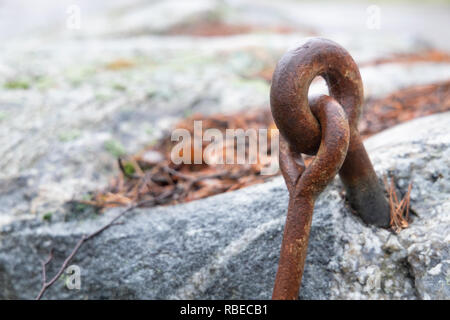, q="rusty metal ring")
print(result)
[271,38,390,228]
[270,37,363,155]
[270,37,392,300]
